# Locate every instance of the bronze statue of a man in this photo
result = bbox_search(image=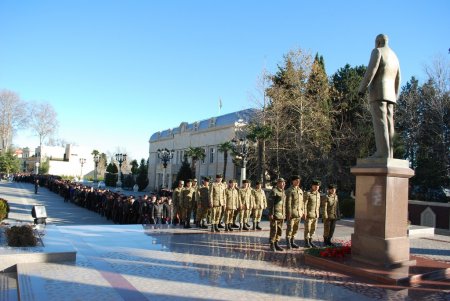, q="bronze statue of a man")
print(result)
[359,34,401,158]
